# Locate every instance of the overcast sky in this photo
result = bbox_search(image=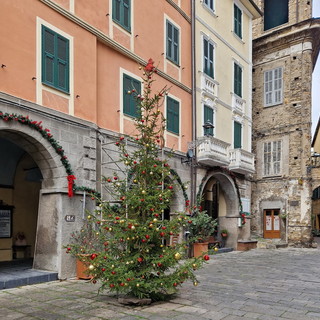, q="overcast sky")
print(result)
[312,0,320,136]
